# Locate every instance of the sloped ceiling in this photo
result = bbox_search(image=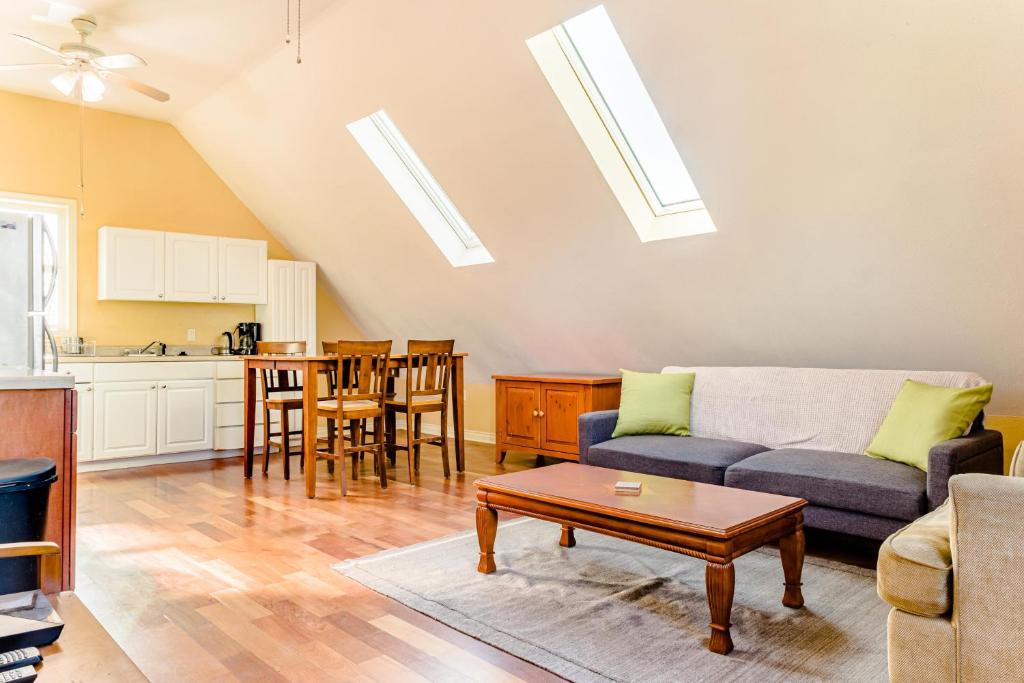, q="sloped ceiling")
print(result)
[142,1,1024,412]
